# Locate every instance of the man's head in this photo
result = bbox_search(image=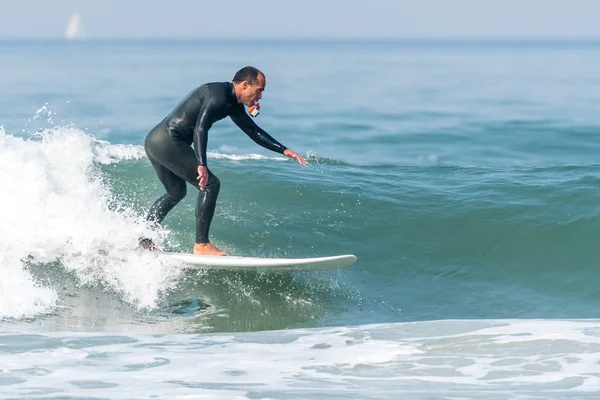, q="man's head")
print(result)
[232,66,266,107]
